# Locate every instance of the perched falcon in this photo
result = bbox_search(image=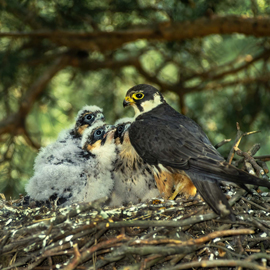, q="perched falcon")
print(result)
[110,118,159,206]
[123,84,270,219]
[25,105,105,205]
[81,123,116,203]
